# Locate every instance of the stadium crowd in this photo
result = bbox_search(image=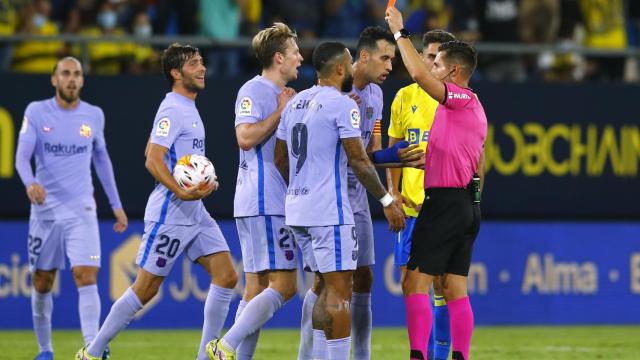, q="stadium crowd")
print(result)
[0,0,639,82]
